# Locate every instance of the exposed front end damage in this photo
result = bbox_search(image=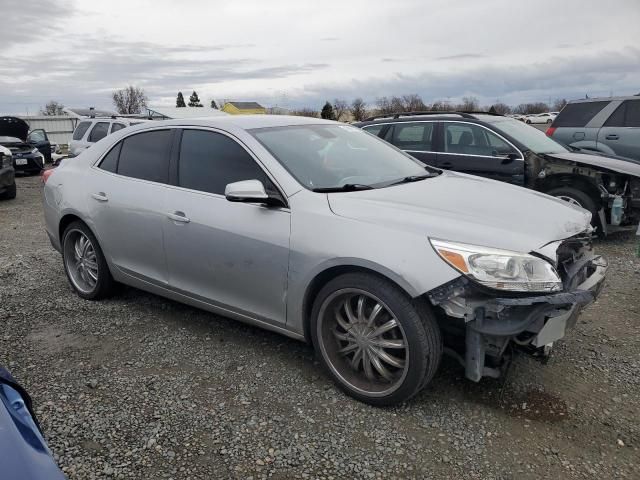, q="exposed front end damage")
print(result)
[427,233,608,381]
